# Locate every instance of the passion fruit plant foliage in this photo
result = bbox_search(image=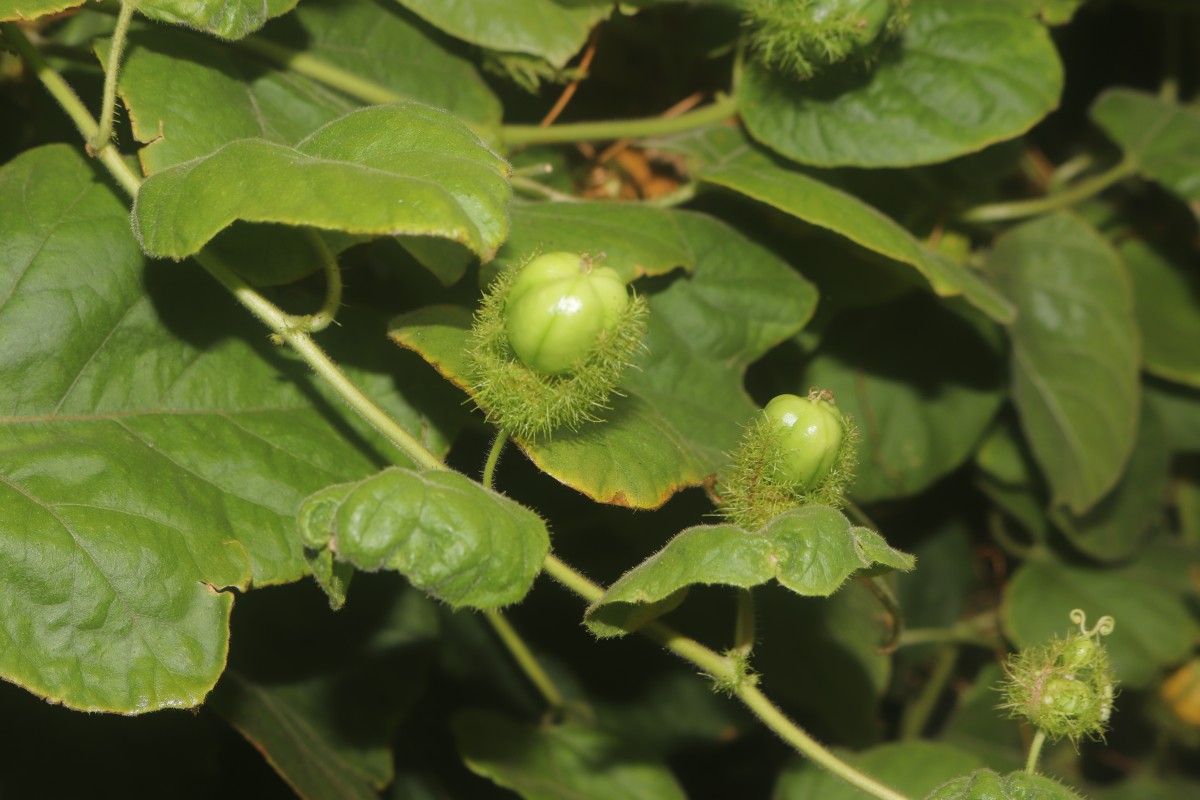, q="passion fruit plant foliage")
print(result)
[1,0,1199,797]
